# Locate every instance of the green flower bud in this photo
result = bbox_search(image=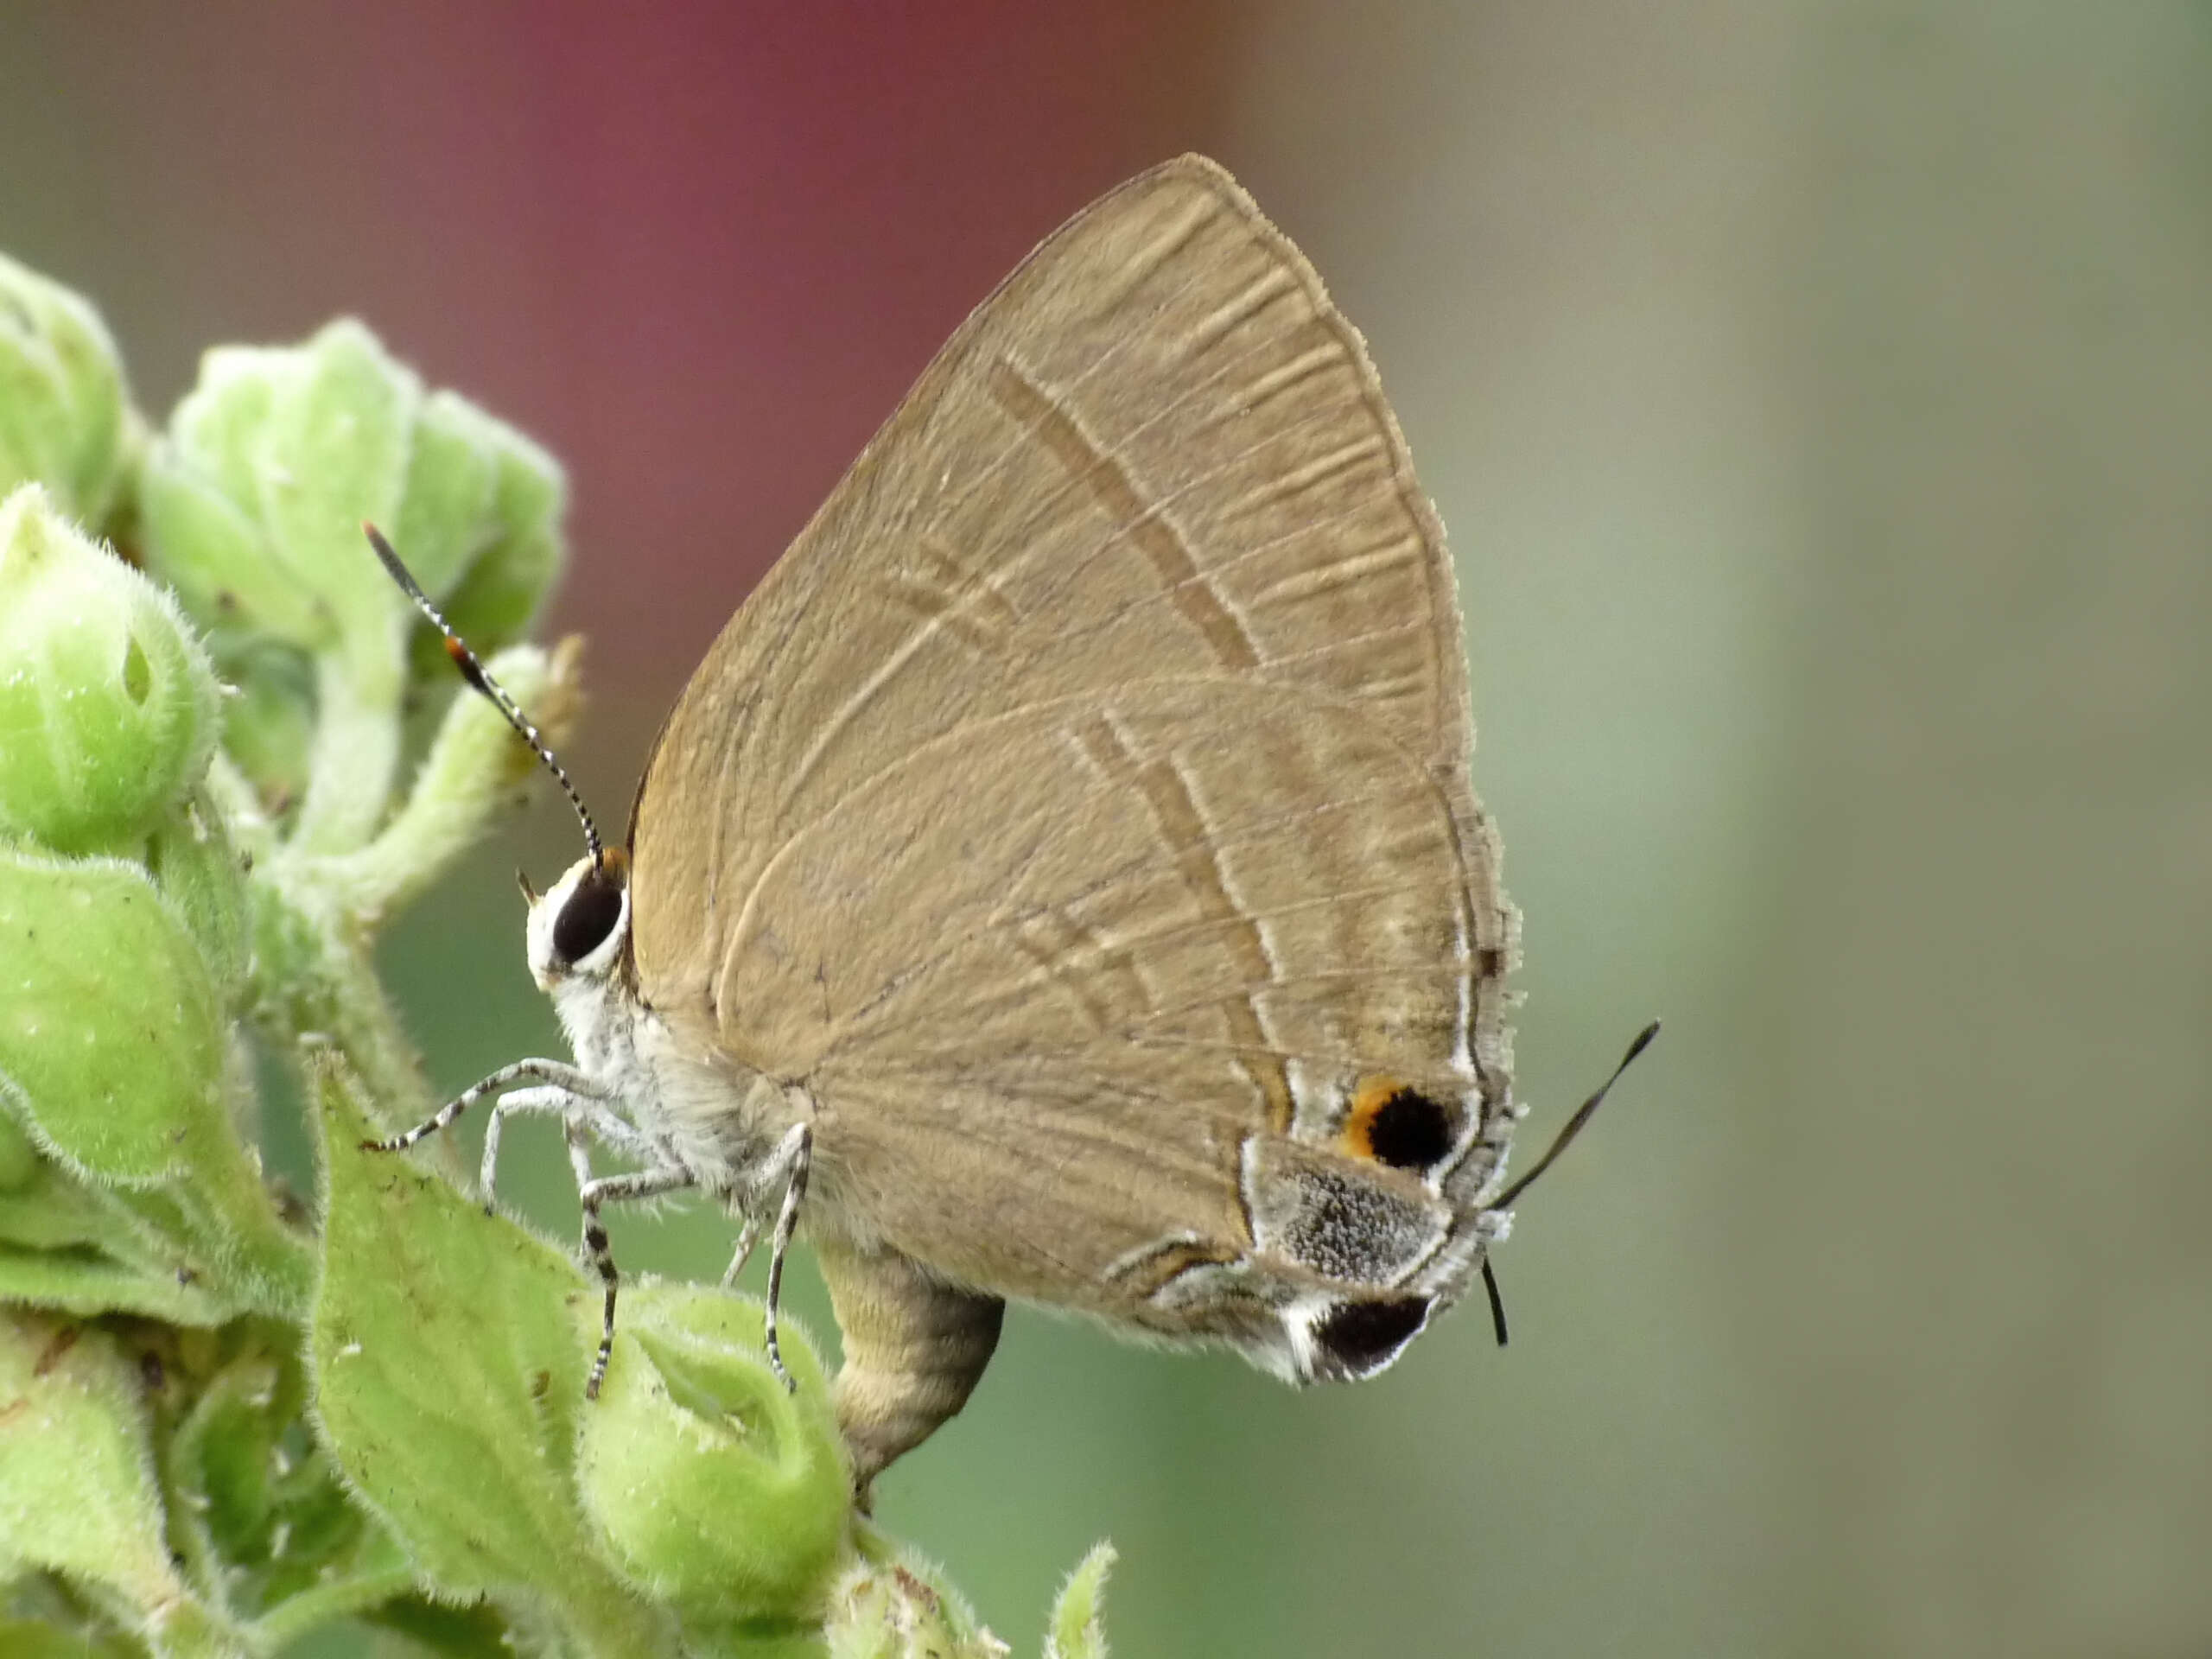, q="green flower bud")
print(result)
[0,845,308,1315]
[136,346,322,657]
[827,1549,1011,1659]
[140,319,568,852]
[0,1311,202,1630]
[143,791,252,1001]
[578,1281,850,1624]
[0,485,220,854]
[141,320,566,678]
[0,253,132,528]
[207,639,314,819]
[142,323,415,671]
[0,1108,35,1192]
[410,394,566,665]
[162,1338,379,1611]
